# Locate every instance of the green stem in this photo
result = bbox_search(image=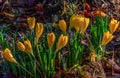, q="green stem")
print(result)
[17,63,34,77]
[48,48,52,77]
[36,44,48,77]
[67,40,71,67]
[36,44,44,70]
[53,49,58,60]
[99,46,104,52]
[32,55,37,78]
